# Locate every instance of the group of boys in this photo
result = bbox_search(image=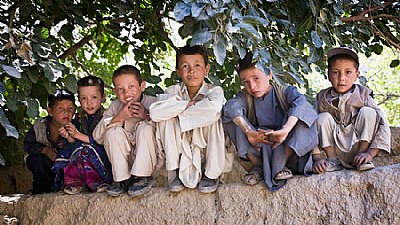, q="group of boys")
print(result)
[24,45,391,196]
